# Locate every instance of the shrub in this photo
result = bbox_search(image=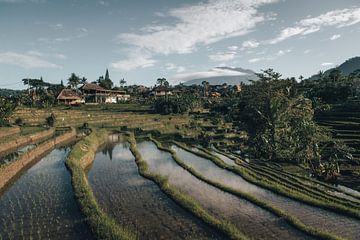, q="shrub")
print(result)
[15,117,23,126]
[46,113,56,127]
